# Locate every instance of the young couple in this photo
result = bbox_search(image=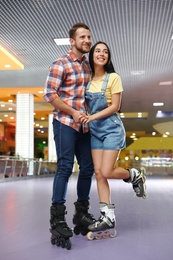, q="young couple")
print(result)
[44,23,147,248]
